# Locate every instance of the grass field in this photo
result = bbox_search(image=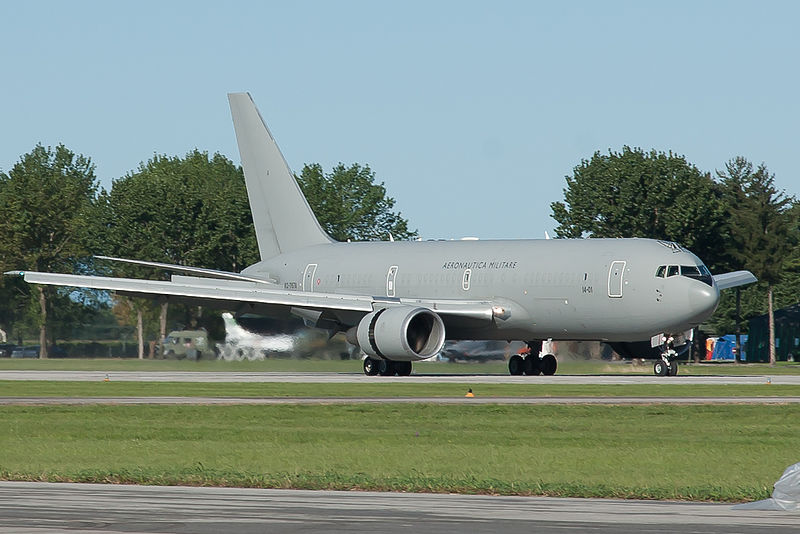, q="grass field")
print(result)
[1,357,800,375]
[0,403,795,502]
[0,380,797,398]
[1,357,797,502]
